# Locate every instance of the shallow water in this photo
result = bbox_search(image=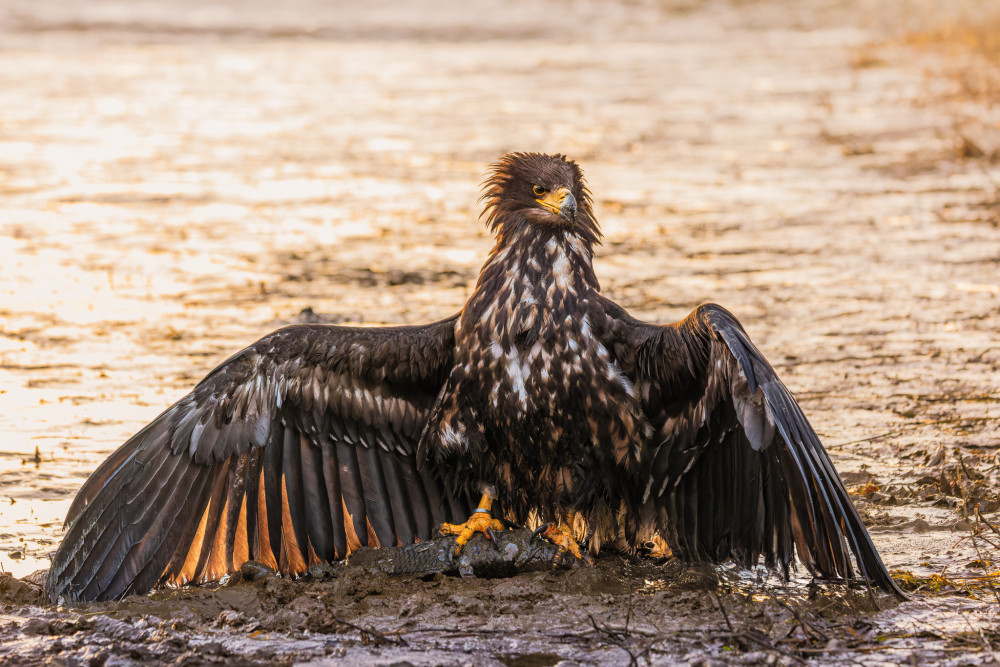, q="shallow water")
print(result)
[1,0,999,662]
